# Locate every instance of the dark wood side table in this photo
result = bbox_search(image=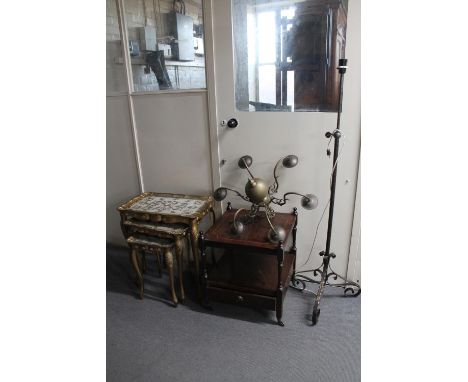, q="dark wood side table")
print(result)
[198,204,298,326]
[118,192,215,295]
